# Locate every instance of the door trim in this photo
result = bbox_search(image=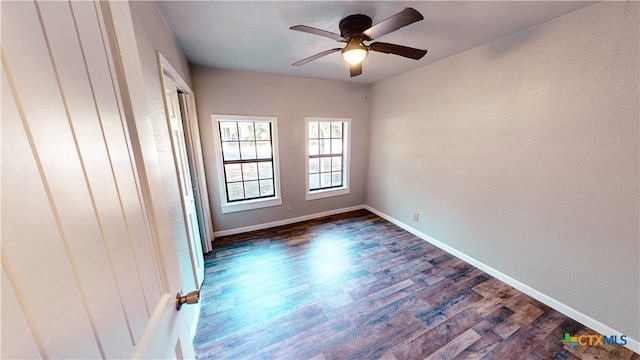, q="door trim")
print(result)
[157,53,214,254]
